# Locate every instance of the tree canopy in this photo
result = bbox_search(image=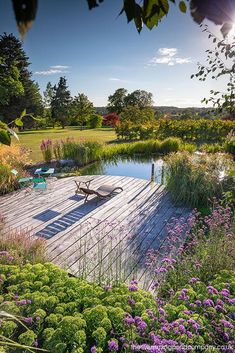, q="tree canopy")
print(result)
[10,0,235,38]
[51,77,71,128]
[108,88,153,114]
[70,93,95,127]
[0,33,43,125]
